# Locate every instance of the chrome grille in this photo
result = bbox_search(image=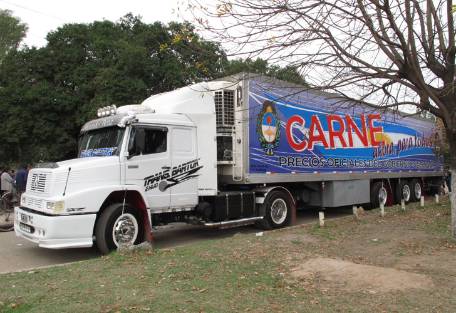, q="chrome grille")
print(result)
[23,197,45,210]
[29,172,49,193]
